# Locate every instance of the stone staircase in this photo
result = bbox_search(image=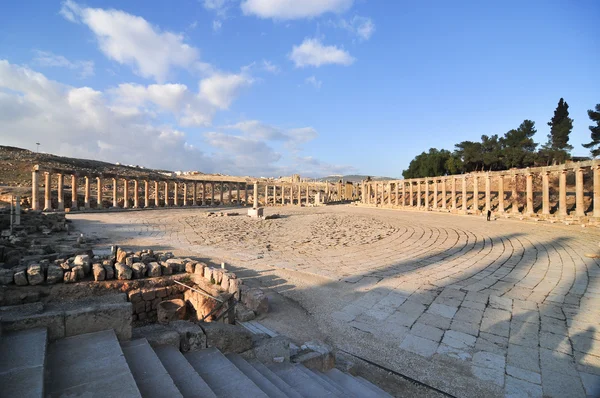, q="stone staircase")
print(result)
[0,327,392,398]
